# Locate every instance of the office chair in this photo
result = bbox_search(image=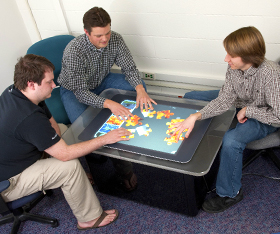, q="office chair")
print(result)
[243,129,280,170]
[0,180,58,234]
[26,35,75,125]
